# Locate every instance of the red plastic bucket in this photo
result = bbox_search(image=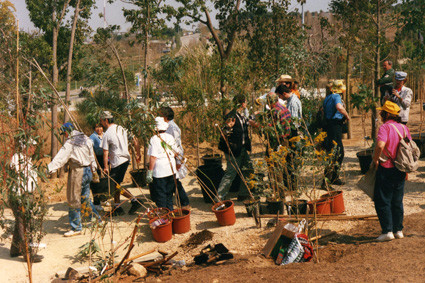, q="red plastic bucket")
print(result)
[308,199,331,215]
[149,217,173,243]
[212,200,236,226]
[321,191,345,213]
[170,209,191,234]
